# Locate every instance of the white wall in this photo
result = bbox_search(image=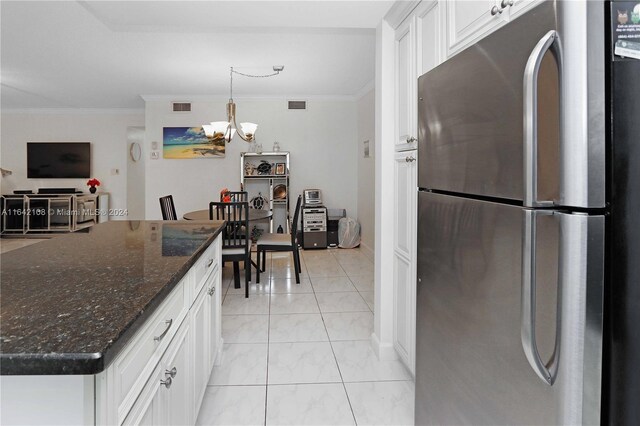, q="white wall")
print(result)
[0,111,144,217]
[356,89,375,260]
[143,99,359,221]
